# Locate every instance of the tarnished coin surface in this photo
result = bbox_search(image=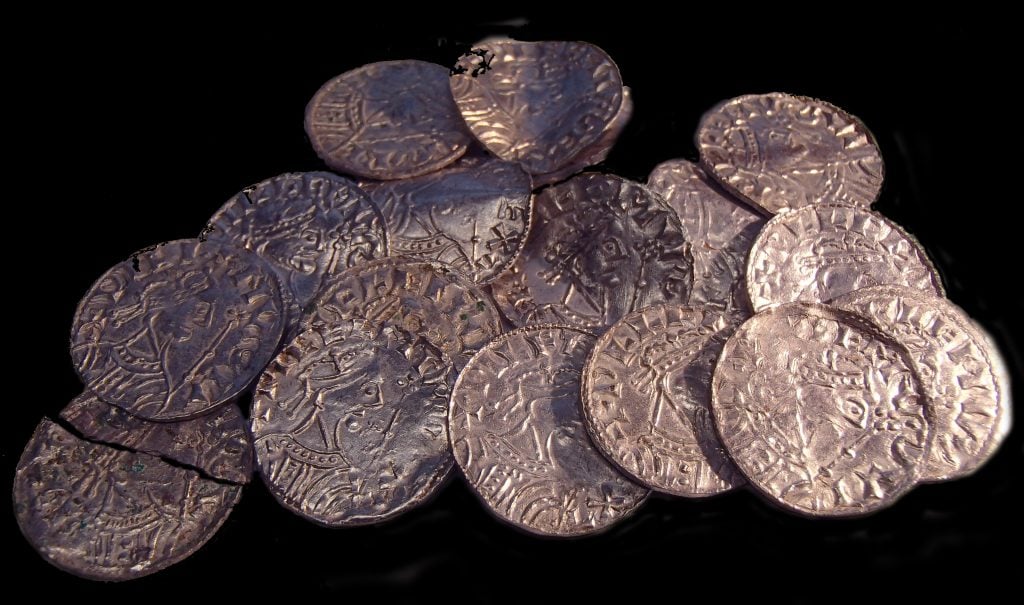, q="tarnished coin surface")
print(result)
[450,40,624,174]
[712,303,929,517]
[697,92,884,214]
[304,258,503,371]
[305,60,471,179]
[71,239,285,421]
[746,204,943,312]
[648,159,766,313]
[359,156,532,283]
[206,172,388,335]
[832,286,1012,482]
[14,419,241,581]
[450,325,648,536]
[582,304,745,496]
[491,173,693,332]
[251,321,452,526]
[60,391,253,484]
